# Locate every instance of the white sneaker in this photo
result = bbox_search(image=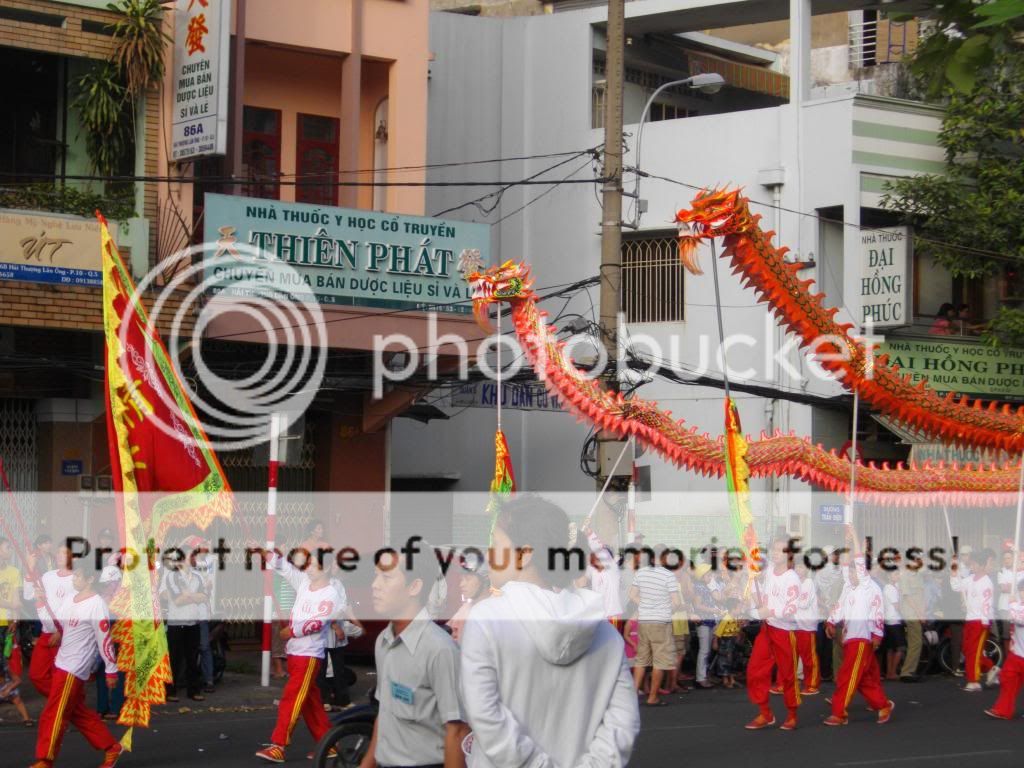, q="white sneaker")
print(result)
[964,682,983,692]
[986,666,1001,686]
